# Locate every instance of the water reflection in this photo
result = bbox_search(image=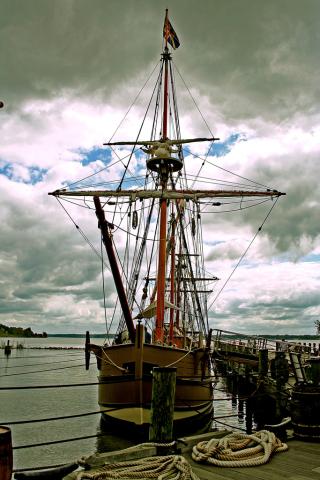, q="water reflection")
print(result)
[213,375,257,434]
